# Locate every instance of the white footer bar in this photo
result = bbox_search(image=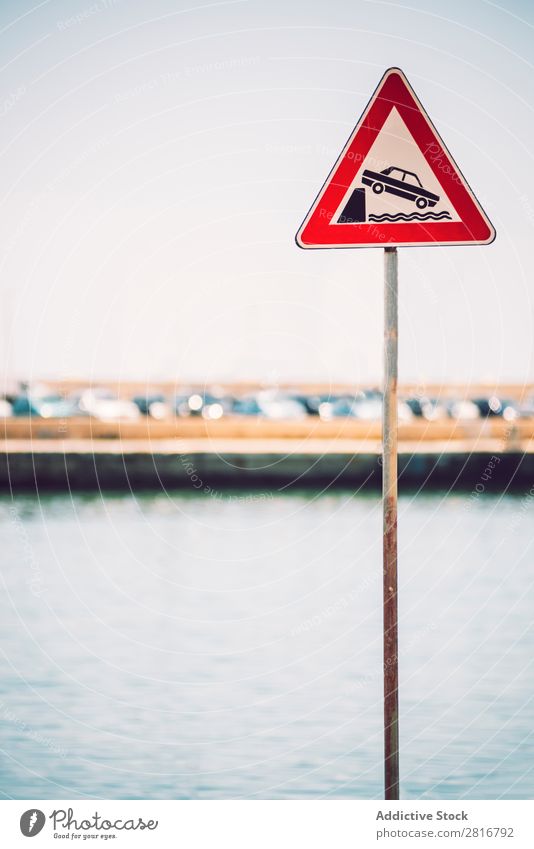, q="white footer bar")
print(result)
[1,800,533,848]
